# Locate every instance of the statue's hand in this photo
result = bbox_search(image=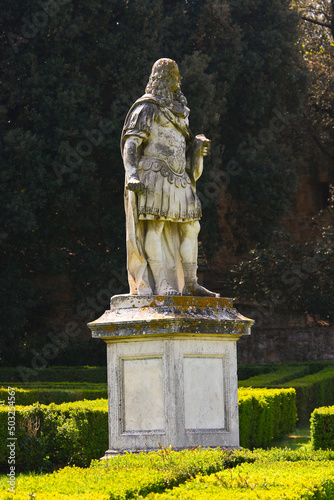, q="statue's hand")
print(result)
[201,145,209,157]
[126,177,144,193]
[200,139,211,157]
